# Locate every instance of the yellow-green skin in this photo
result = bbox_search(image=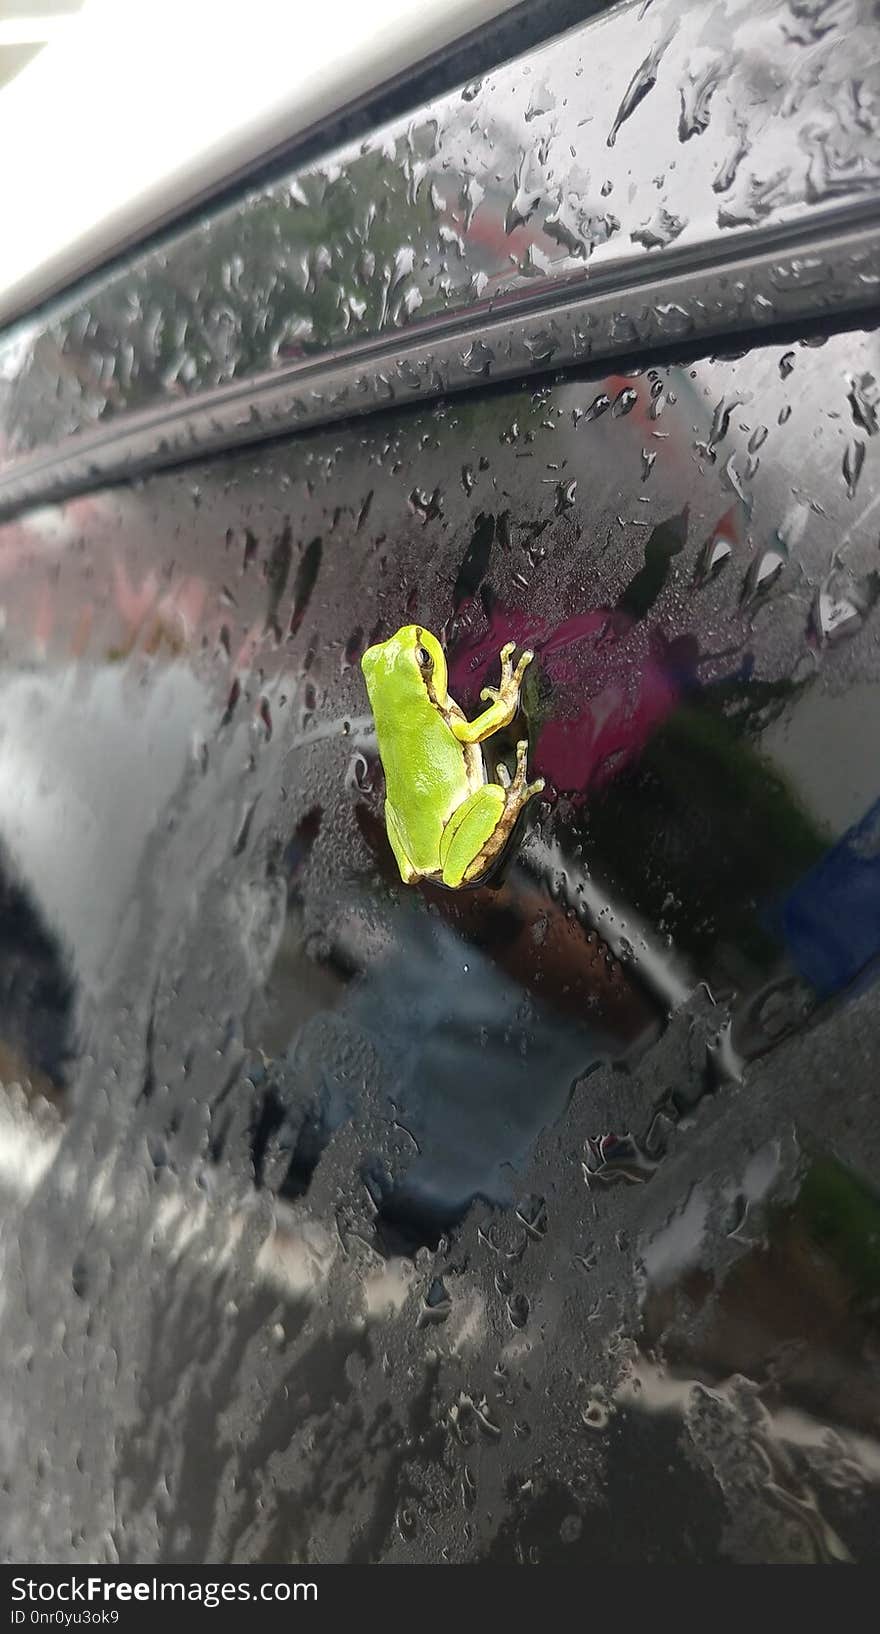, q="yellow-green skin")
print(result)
[361,625,544,888]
